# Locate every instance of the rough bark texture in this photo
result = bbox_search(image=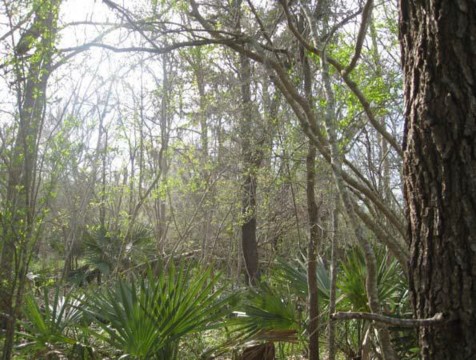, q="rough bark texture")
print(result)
[400,1,476,358]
